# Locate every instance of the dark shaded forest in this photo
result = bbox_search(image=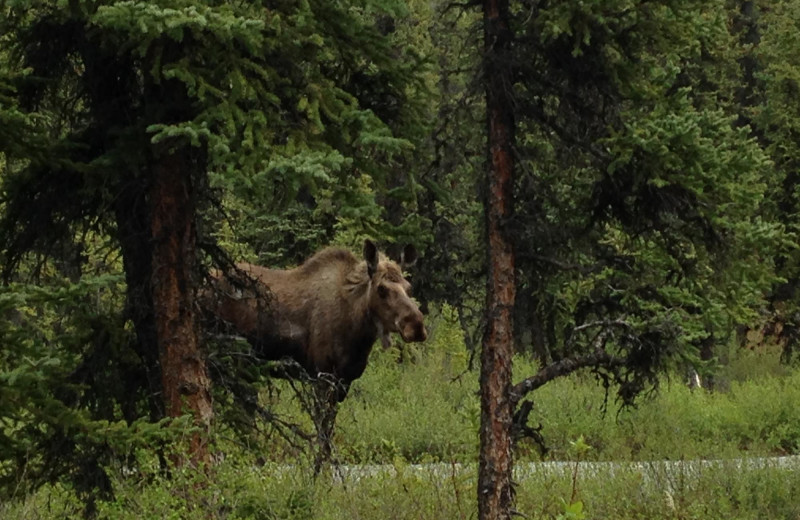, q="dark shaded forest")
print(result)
[1,1,799,518]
